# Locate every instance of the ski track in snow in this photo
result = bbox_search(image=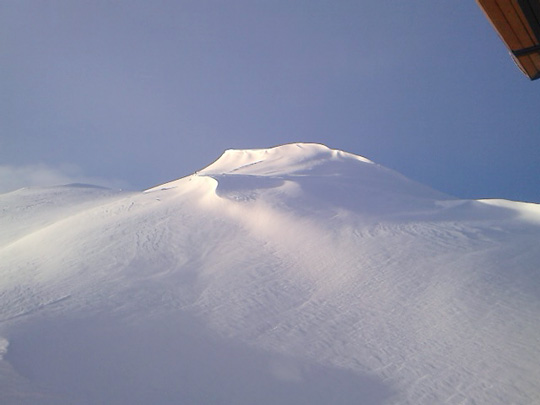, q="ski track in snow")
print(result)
[1,143,539,404]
